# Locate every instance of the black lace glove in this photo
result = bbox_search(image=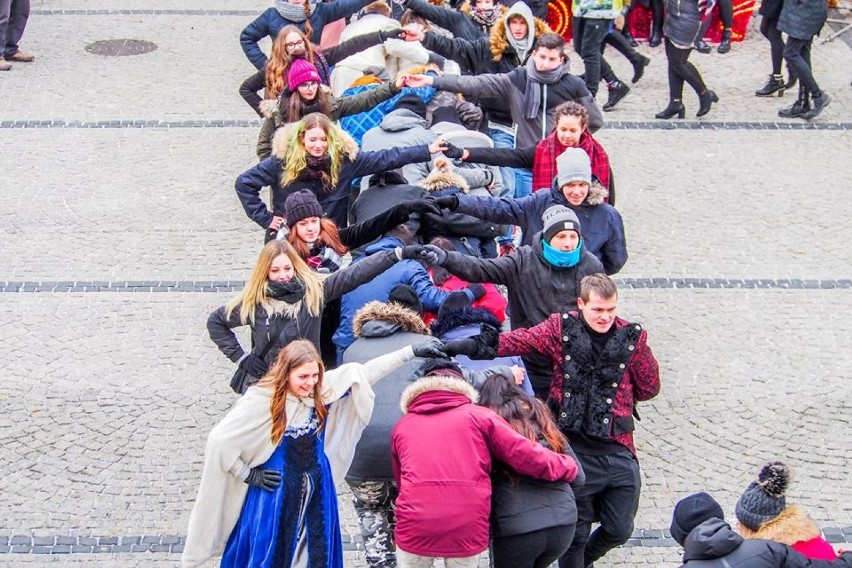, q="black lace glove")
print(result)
[244,467,282,492]
[412,337,450,359]
[238,354,269,378]
[432,195,459,211]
